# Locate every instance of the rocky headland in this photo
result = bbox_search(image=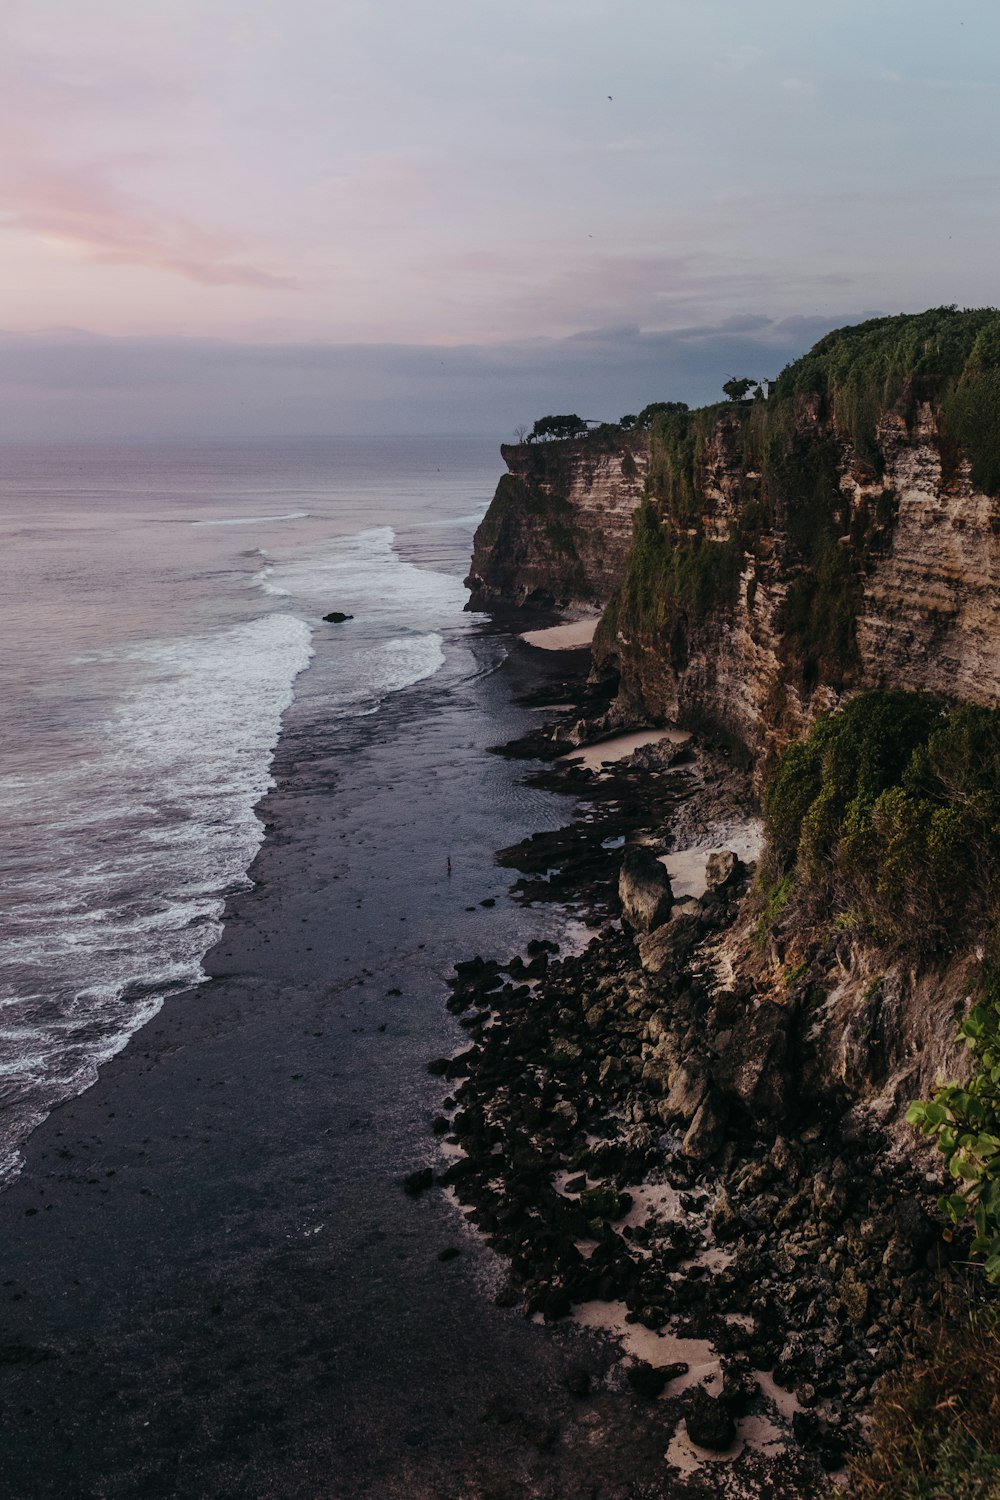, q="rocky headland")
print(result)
[430,309,1000,1496]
